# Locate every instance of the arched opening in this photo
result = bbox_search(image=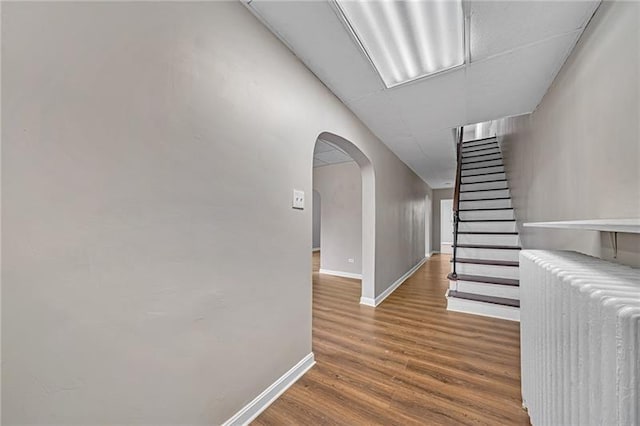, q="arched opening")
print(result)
[312,131,375,304]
